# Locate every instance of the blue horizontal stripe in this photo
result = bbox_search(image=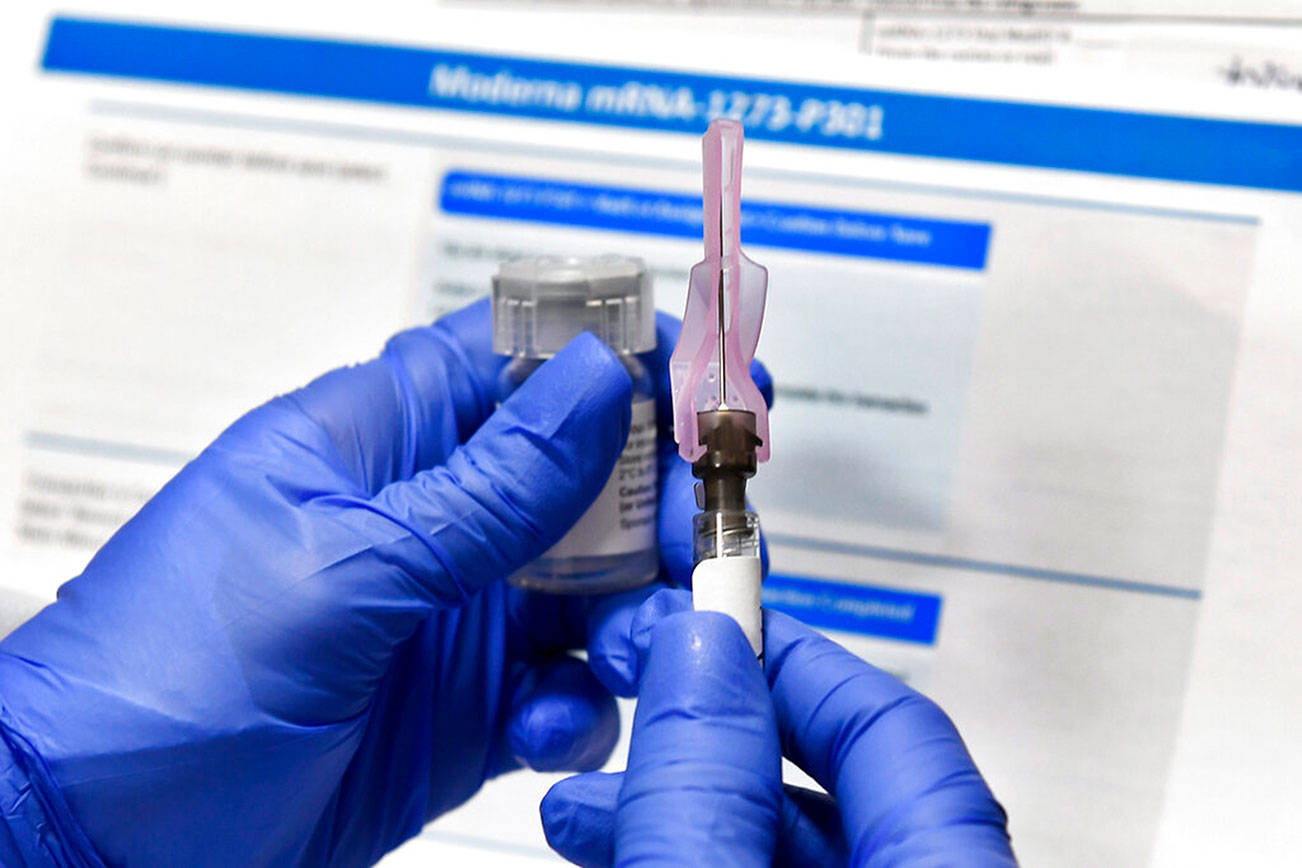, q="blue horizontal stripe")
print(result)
[25,430,192,466]
[767,532,1202,600]
[440,170,990,267]
[42,17,1302,192]
[764,573,942,644]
